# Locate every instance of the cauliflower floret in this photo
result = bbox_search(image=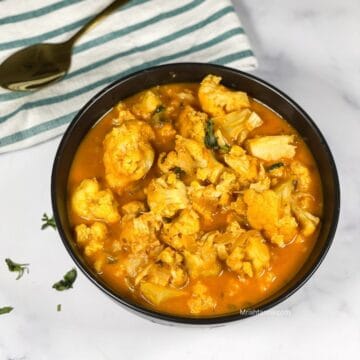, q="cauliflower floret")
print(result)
[198,75,250,117]
[146,173,189,218]
[176,105,208,143]
[71,178,120,223]
[161,209,200,250]
[230,196,247,217]
[215,170,240,205]
[188,281,216,314]
[246,135,296,161]
[183,232,222,279]
[131,90,162,120]
[274,180,295,214]
[120,211,162,254]
[291,203,320,236]
[224,145,259,184]
[244,188,298,246]
[133,246,188,288]
[243,189,279,233]
[103,120,155,191]
[157,247,188,287]
[290,161,312,192]
[140,282,186,306]
[214,221,245,260]
[75,222,108,256]
[177,136,224,183]
[158,138,197,177]
[113,102,136,126]
[213,109,263,144]
[187,181,222,221]
[121,201,146,217]
[153,123,177,149]
[250,177,271,192]
[226,230,270,277]
[158,135,224,183]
